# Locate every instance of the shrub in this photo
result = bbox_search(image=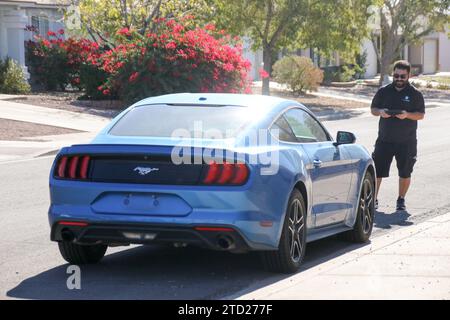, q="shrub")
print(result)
[339,65,357,82]
[79,62,111,99]
[25,31,101,91]
[437,83,450,91]
[321,52,366,84]
[78,45,113,99]
[0,57,30,94]
[24,21,252,101]
[410,80,422,88]
[272,56,323,94]
[321,66,340,84]
[354,51,367,80]
[322,64,364,84]
[97,20,252,102]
